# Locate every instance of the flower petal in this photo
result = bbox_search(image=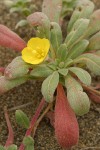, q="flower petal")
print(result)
[22,37,50,64]
[22,47,46,64]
